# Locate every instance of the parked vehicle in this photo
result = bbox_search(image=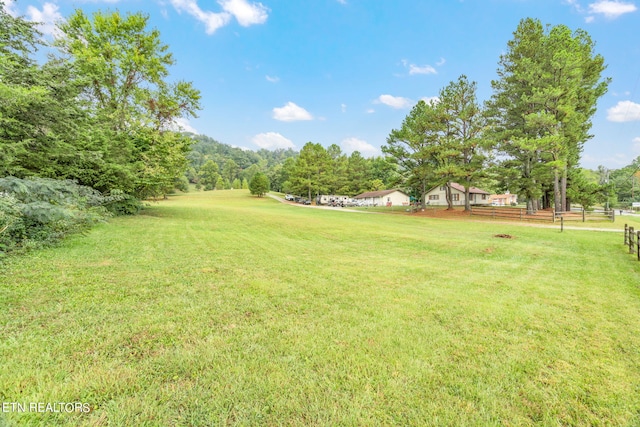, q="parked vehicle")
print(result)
[285,194,295,201]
